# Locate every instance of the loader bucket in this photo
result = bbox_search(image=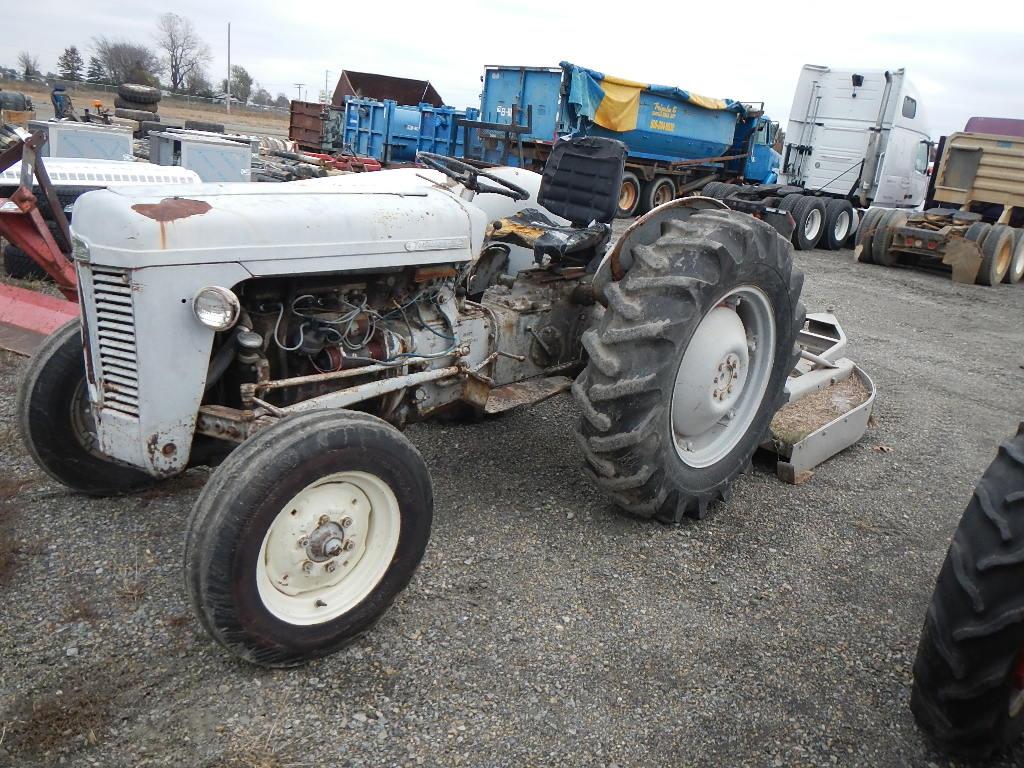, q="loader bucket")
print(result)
[0,284,78,356]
